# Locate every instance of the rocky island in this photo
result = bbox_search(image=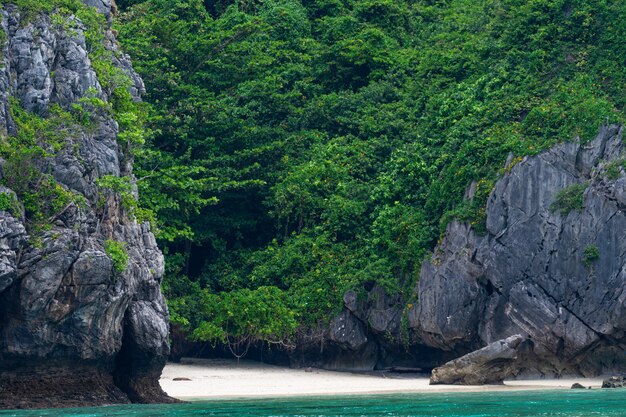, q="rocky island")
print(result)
[0,0,174,408]
[1,0,626,410]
